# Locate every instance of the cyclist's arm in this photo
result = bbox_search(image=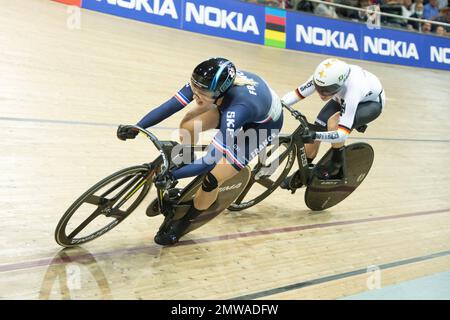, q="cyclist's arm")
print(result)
[171,148,217,180]
[281,76,315,106]
[313,94,359,143]
[137,83,193,128]
[314,128,349,143]
[172,105,252,179]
